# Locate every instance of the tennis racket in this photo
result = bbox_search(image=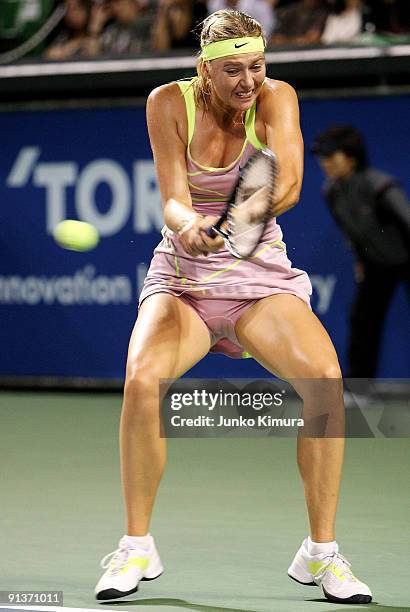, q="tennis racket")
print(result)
[206,148,278,259]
